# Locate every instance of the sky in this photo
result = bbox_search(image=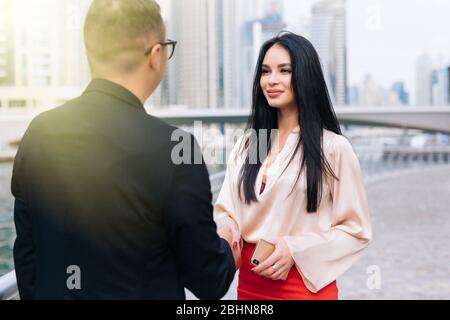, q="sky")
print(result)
[347,0,450,102]
[283,0,450,104]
